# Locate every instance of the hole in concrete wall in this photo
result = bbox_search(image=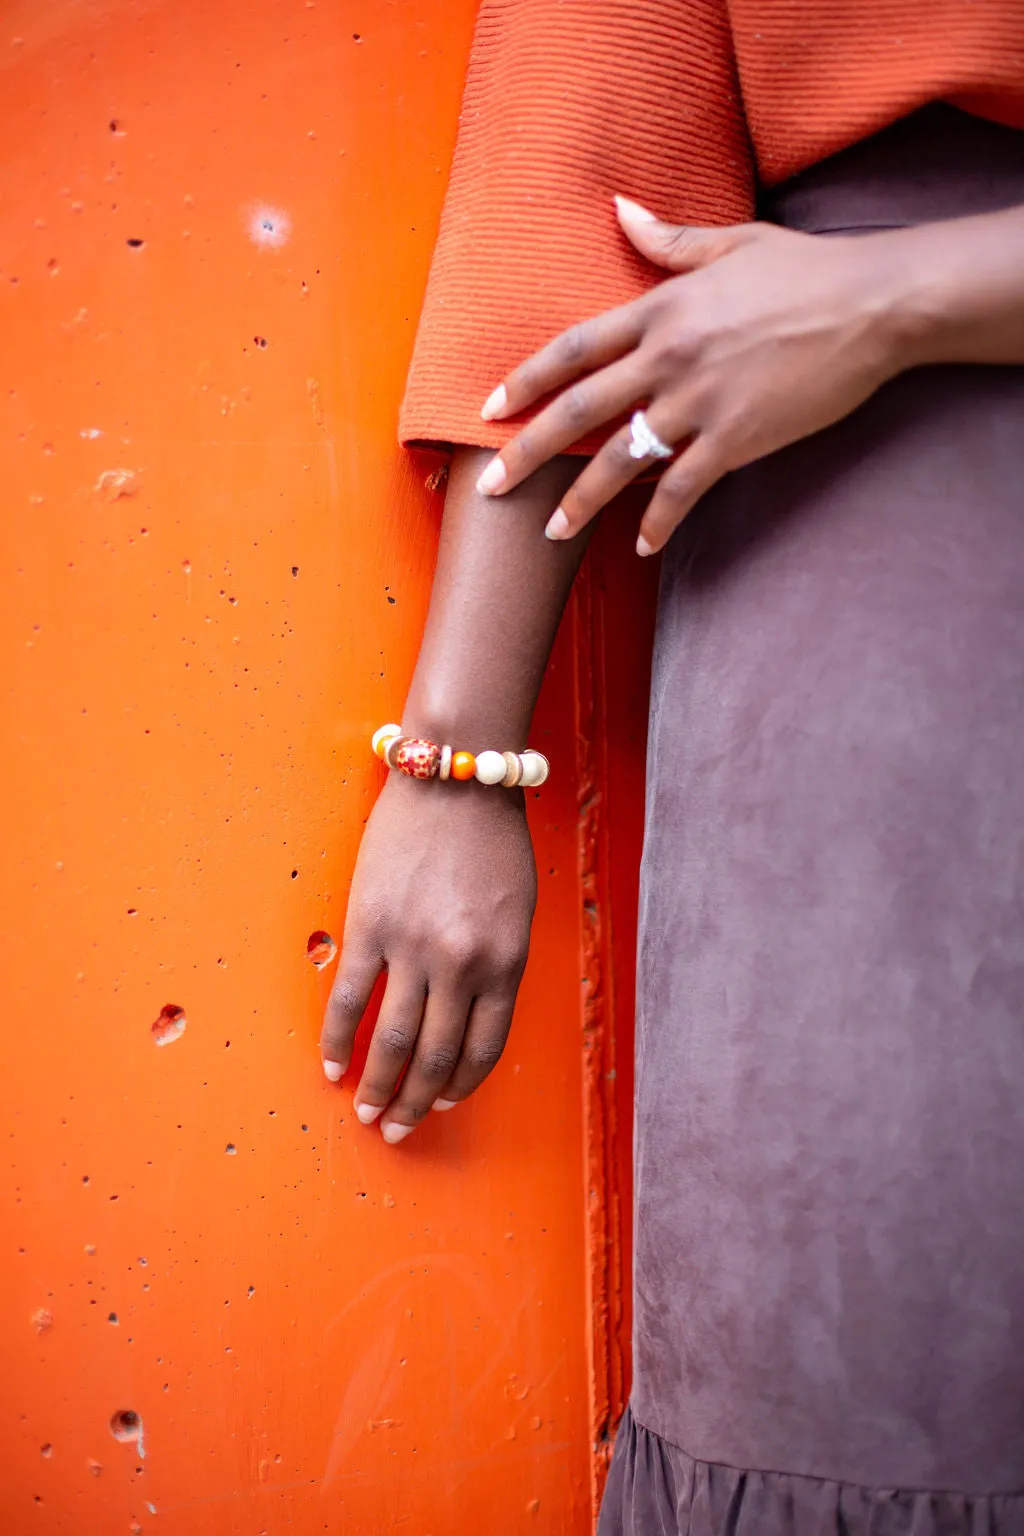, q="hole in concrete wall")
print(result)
[40,1444,52,1458]
[254,335,267,348]
[151,1004,186,1046]
[225,1144,236,1156]
[126,238,144,248]
[109,1410,142,1445]
[306,931,336,969]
